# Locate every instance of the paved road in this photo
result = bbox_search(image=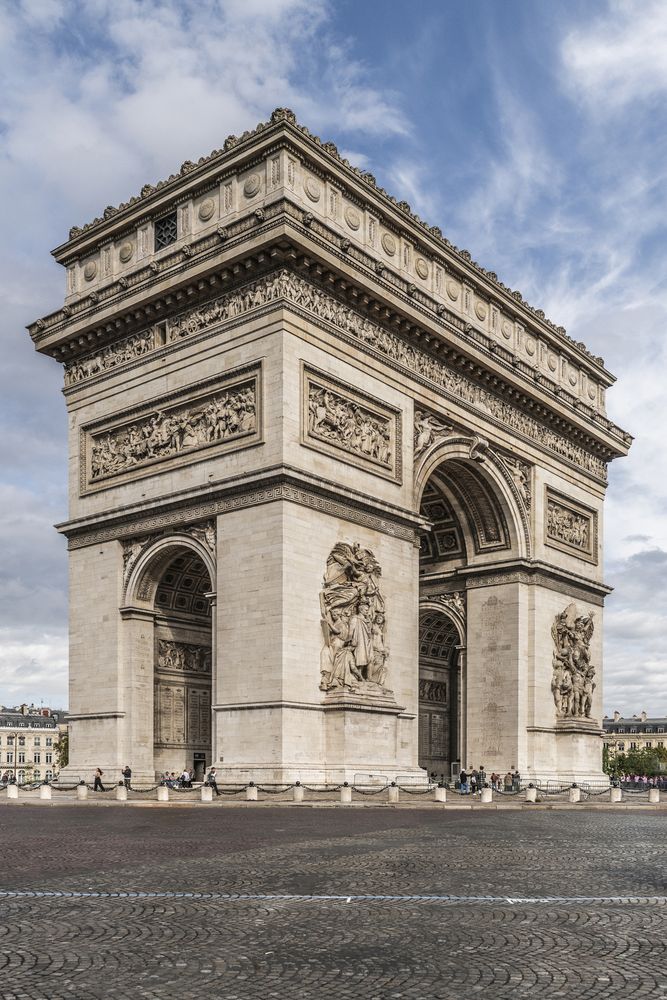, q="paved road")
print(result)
[0,806,664,999]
